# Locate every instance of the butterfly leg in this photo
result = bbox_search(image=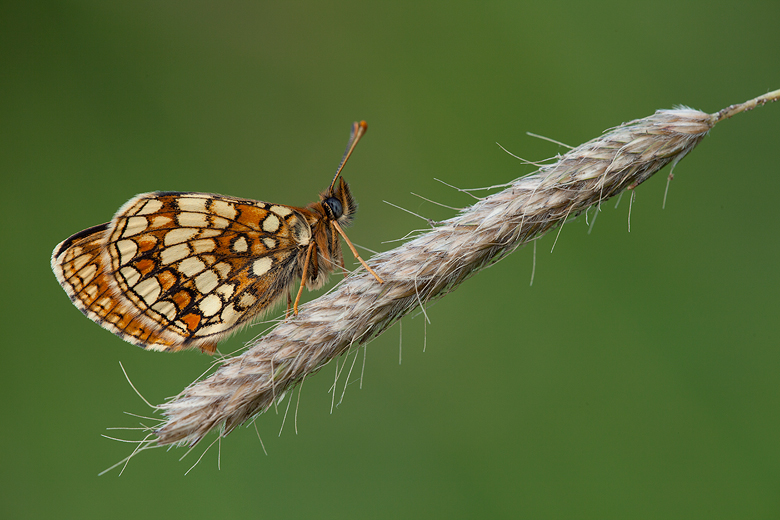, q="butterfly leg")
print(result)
[332,225,349,278]
[330,221,384,284]
[293,241,316,315]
